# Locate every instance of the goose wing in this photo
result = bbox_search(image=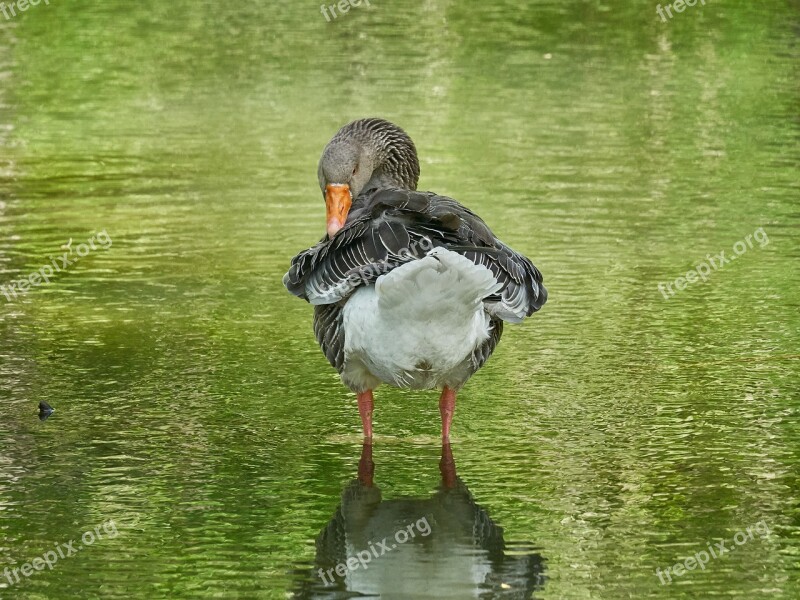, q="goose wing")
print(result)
[283,188,547,321]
